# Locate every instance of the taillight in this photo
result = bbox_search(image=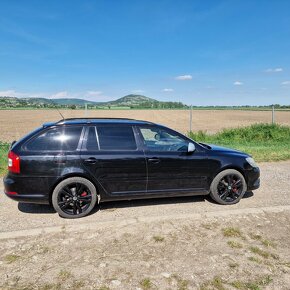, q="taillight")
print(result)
[8,151,20,174]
